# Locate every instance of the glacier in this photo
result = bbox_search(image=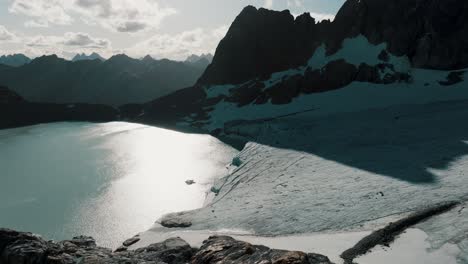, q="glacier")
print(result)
[134,35,468,263]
